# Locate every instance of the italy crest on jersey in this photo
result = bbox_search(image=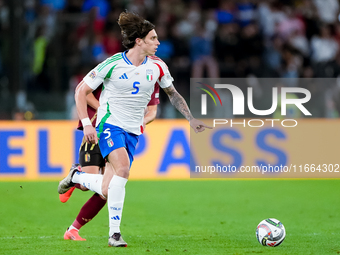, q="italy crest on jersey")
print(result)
[146,69,153,82]
[107,138,114,147]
